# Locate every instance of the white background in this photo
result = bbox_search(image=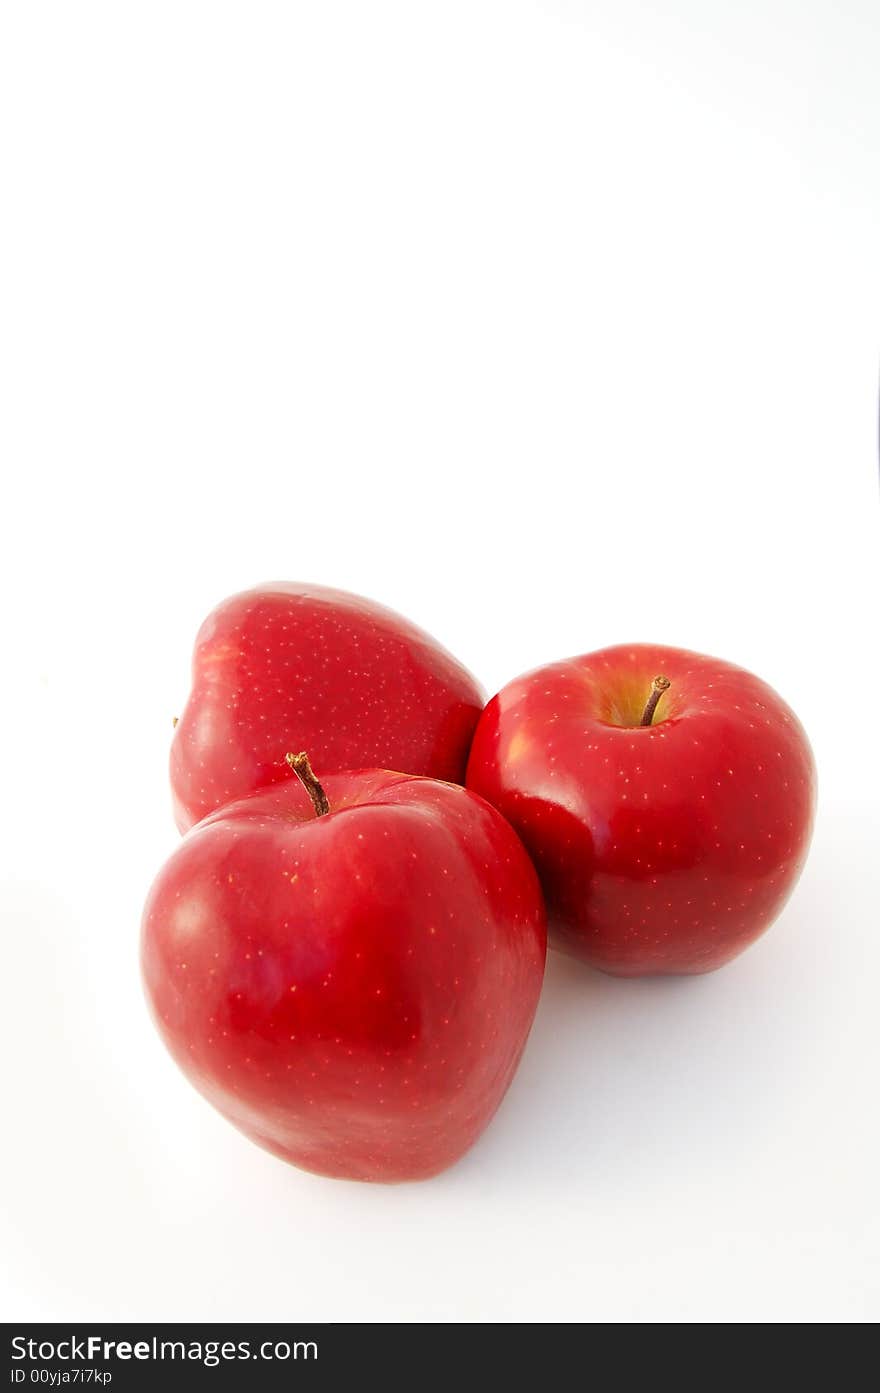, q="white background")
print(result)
[2,1,878,1323]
